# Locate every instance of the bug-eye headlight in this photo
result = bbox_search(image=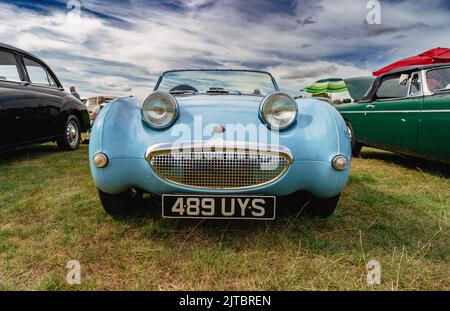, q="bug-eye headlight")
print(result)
[260,92,298,130]
[141,91,178,129]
